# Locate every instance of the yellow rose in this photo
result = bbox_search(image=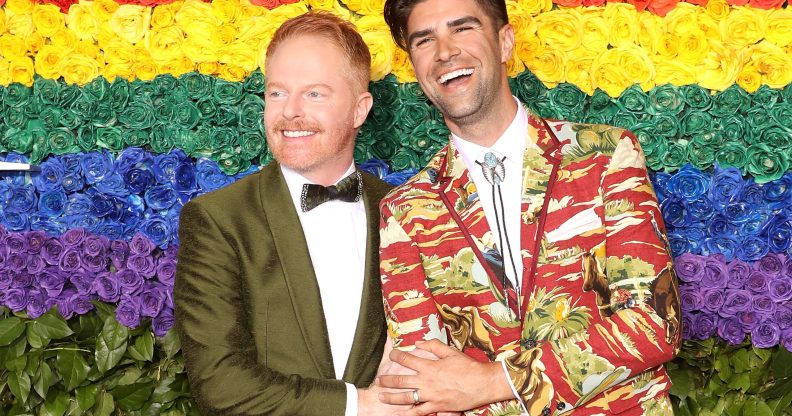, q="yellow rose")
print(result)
[344,0,385,16]
[103,63,134,82]
[5,0,34,15]
[0,60,11,86]
[218,62,247,82]
[75,40,102,60]
[676,30,709,64]
[528,47,566,88]
[307,0,338,11]
[581,10,609,52]
[110,5,151,44]
[211,0,241,24]
[391,47,416,83]
[211,23,238,48]
[695,12,720,41]
[147,26,187,63]
[603,3,638,48]
[25,32,44,55]
[134,57,159,81]
[182,36,220,63]
[705,0,730,22]
[59,53,101,85]
[197,61,220,75]
[720,8,766,48]
[31,4,63,38]
[68,3,100,41]
[48,27,78,47]
[652,57,697,86]
[236,16,272,48]
[158,54,194,77]
[592,51,629,97]
[754,41,792,89]
[615,44,655,91]
[104,37,136,68]
[736,62,761,93]
[507,54,525,78]
[239,0,268,18]
[219,42,258,70]
[0,34,26,59]
[655,32,680,59]
[766,8,792,48]
[536,9,582,52]
[515,32,542,64]
[34,44,62,79]
[6,13,34,37]
[697,40,745,91]
[175,0,220,38]
[507,1,535,36]
[151,4,178,29]
[92,0,120,21]
[664,3,700,36]
[362,32,395,81]
[564,48,597,95]
[518,0,553,17]
[0,9,6,34]
[248,2,307,44]
[9,57,34,86]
